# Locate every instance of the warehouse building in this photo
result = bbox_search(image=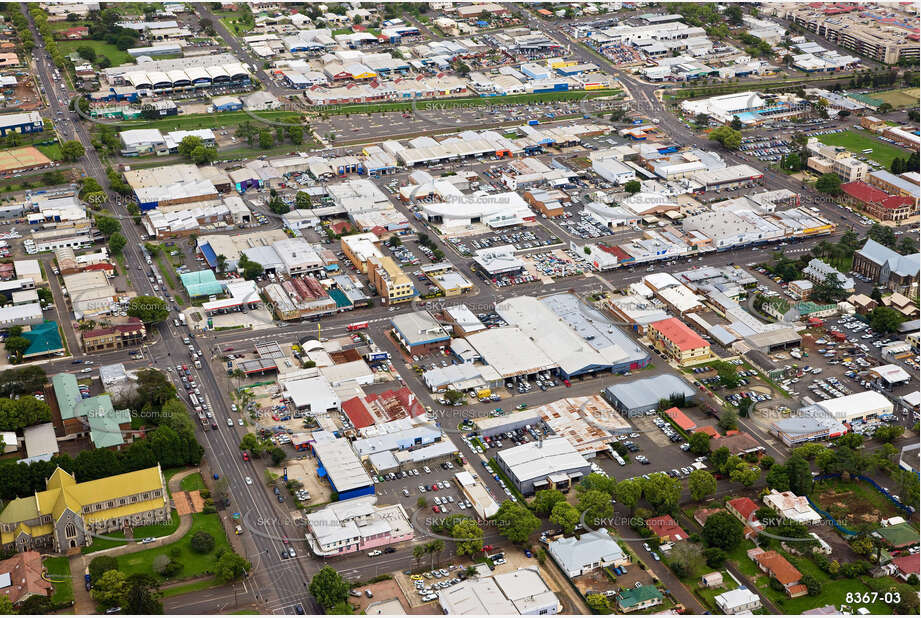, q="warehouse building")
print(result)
[466,327,556,379]
[495,437,590,496]
[473,409,540,438]
[0,111,43,137]
[537,395,630,456]
[603,373,696,417]
[438,567,560,616]
[814,391,894,423]
[391,311,451,354]
[455,470,499,519]
[311,435,374,500]
[769,408,847,446]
